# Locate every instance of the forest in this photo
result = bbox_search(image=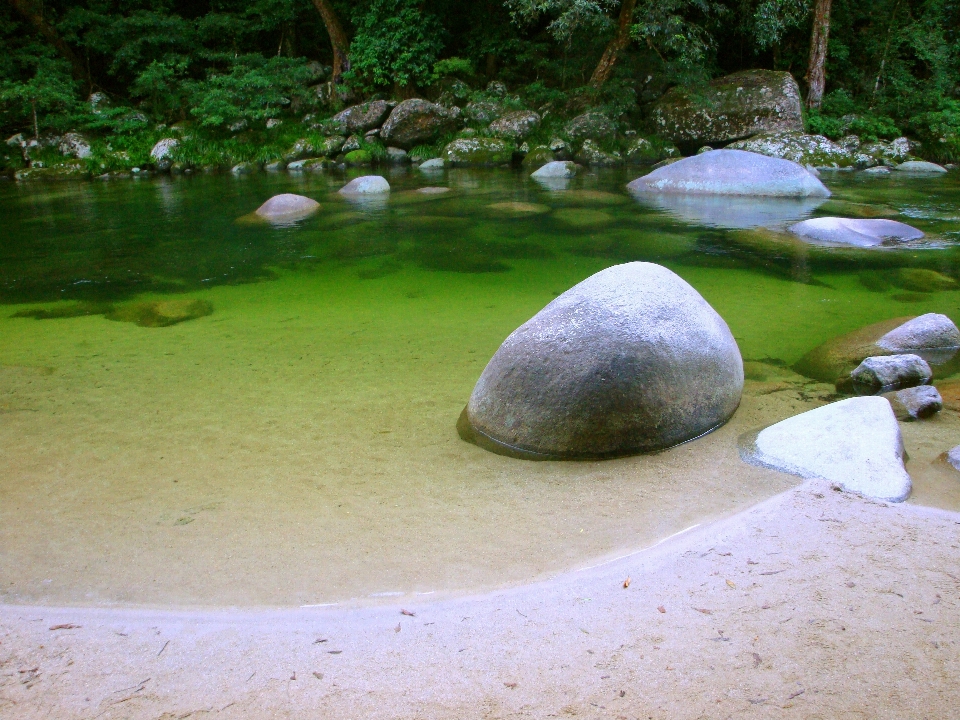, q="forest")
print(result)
[1,0,959,172]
